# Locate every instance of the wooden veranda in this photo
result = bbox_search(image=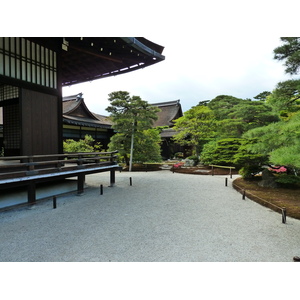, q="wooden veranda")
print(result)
[0,151,121,205]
